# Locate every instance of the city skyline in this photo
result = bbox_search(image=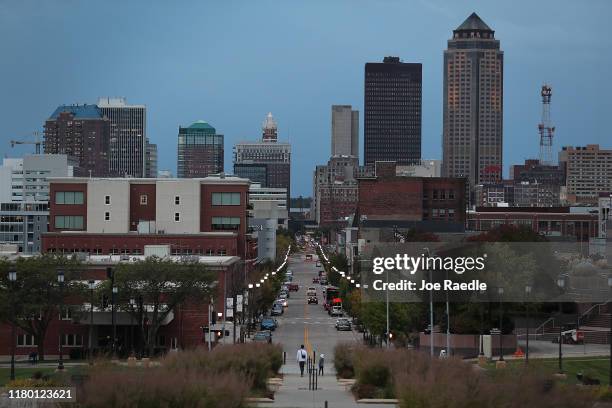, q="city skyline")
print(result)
[1,1,611,195]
